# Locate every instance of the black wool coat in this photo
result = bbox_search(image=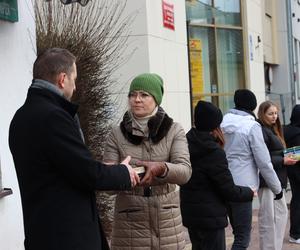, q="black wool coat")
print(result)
[180,128,253,229]
[9,87,131,250]
[259,124,287,189]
